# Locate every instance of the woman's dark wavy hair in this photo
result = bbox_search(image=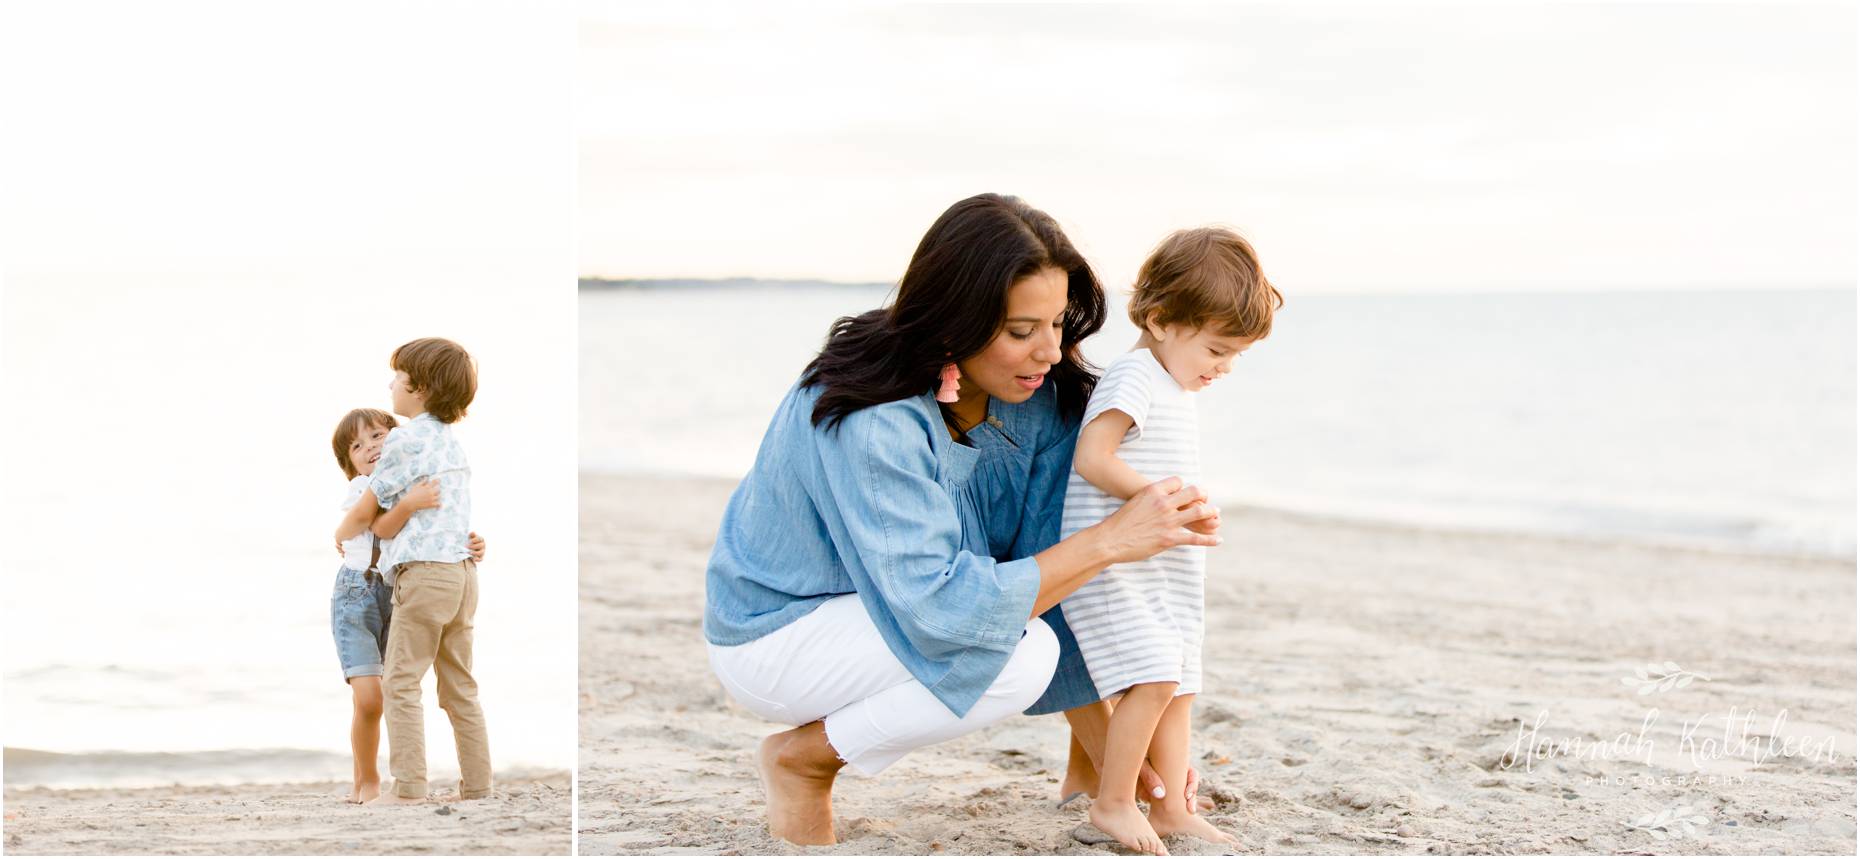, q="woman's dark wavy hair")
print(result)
[802,193,1107,431]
